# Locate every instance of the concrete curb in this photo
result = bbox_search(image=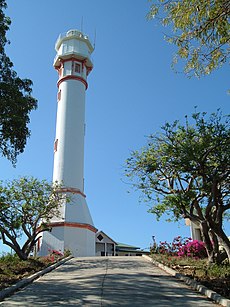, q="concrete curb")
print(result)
[142,254,230,307]
[0,255,73,301]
